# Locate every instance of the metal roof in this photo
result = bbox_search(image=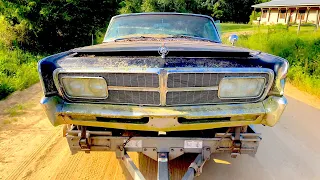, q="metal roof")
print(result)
[252,0,320,8]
